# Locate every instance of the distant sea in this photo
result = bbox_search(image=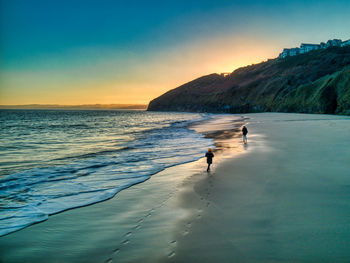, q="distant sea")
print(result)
[0,110,213,236]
